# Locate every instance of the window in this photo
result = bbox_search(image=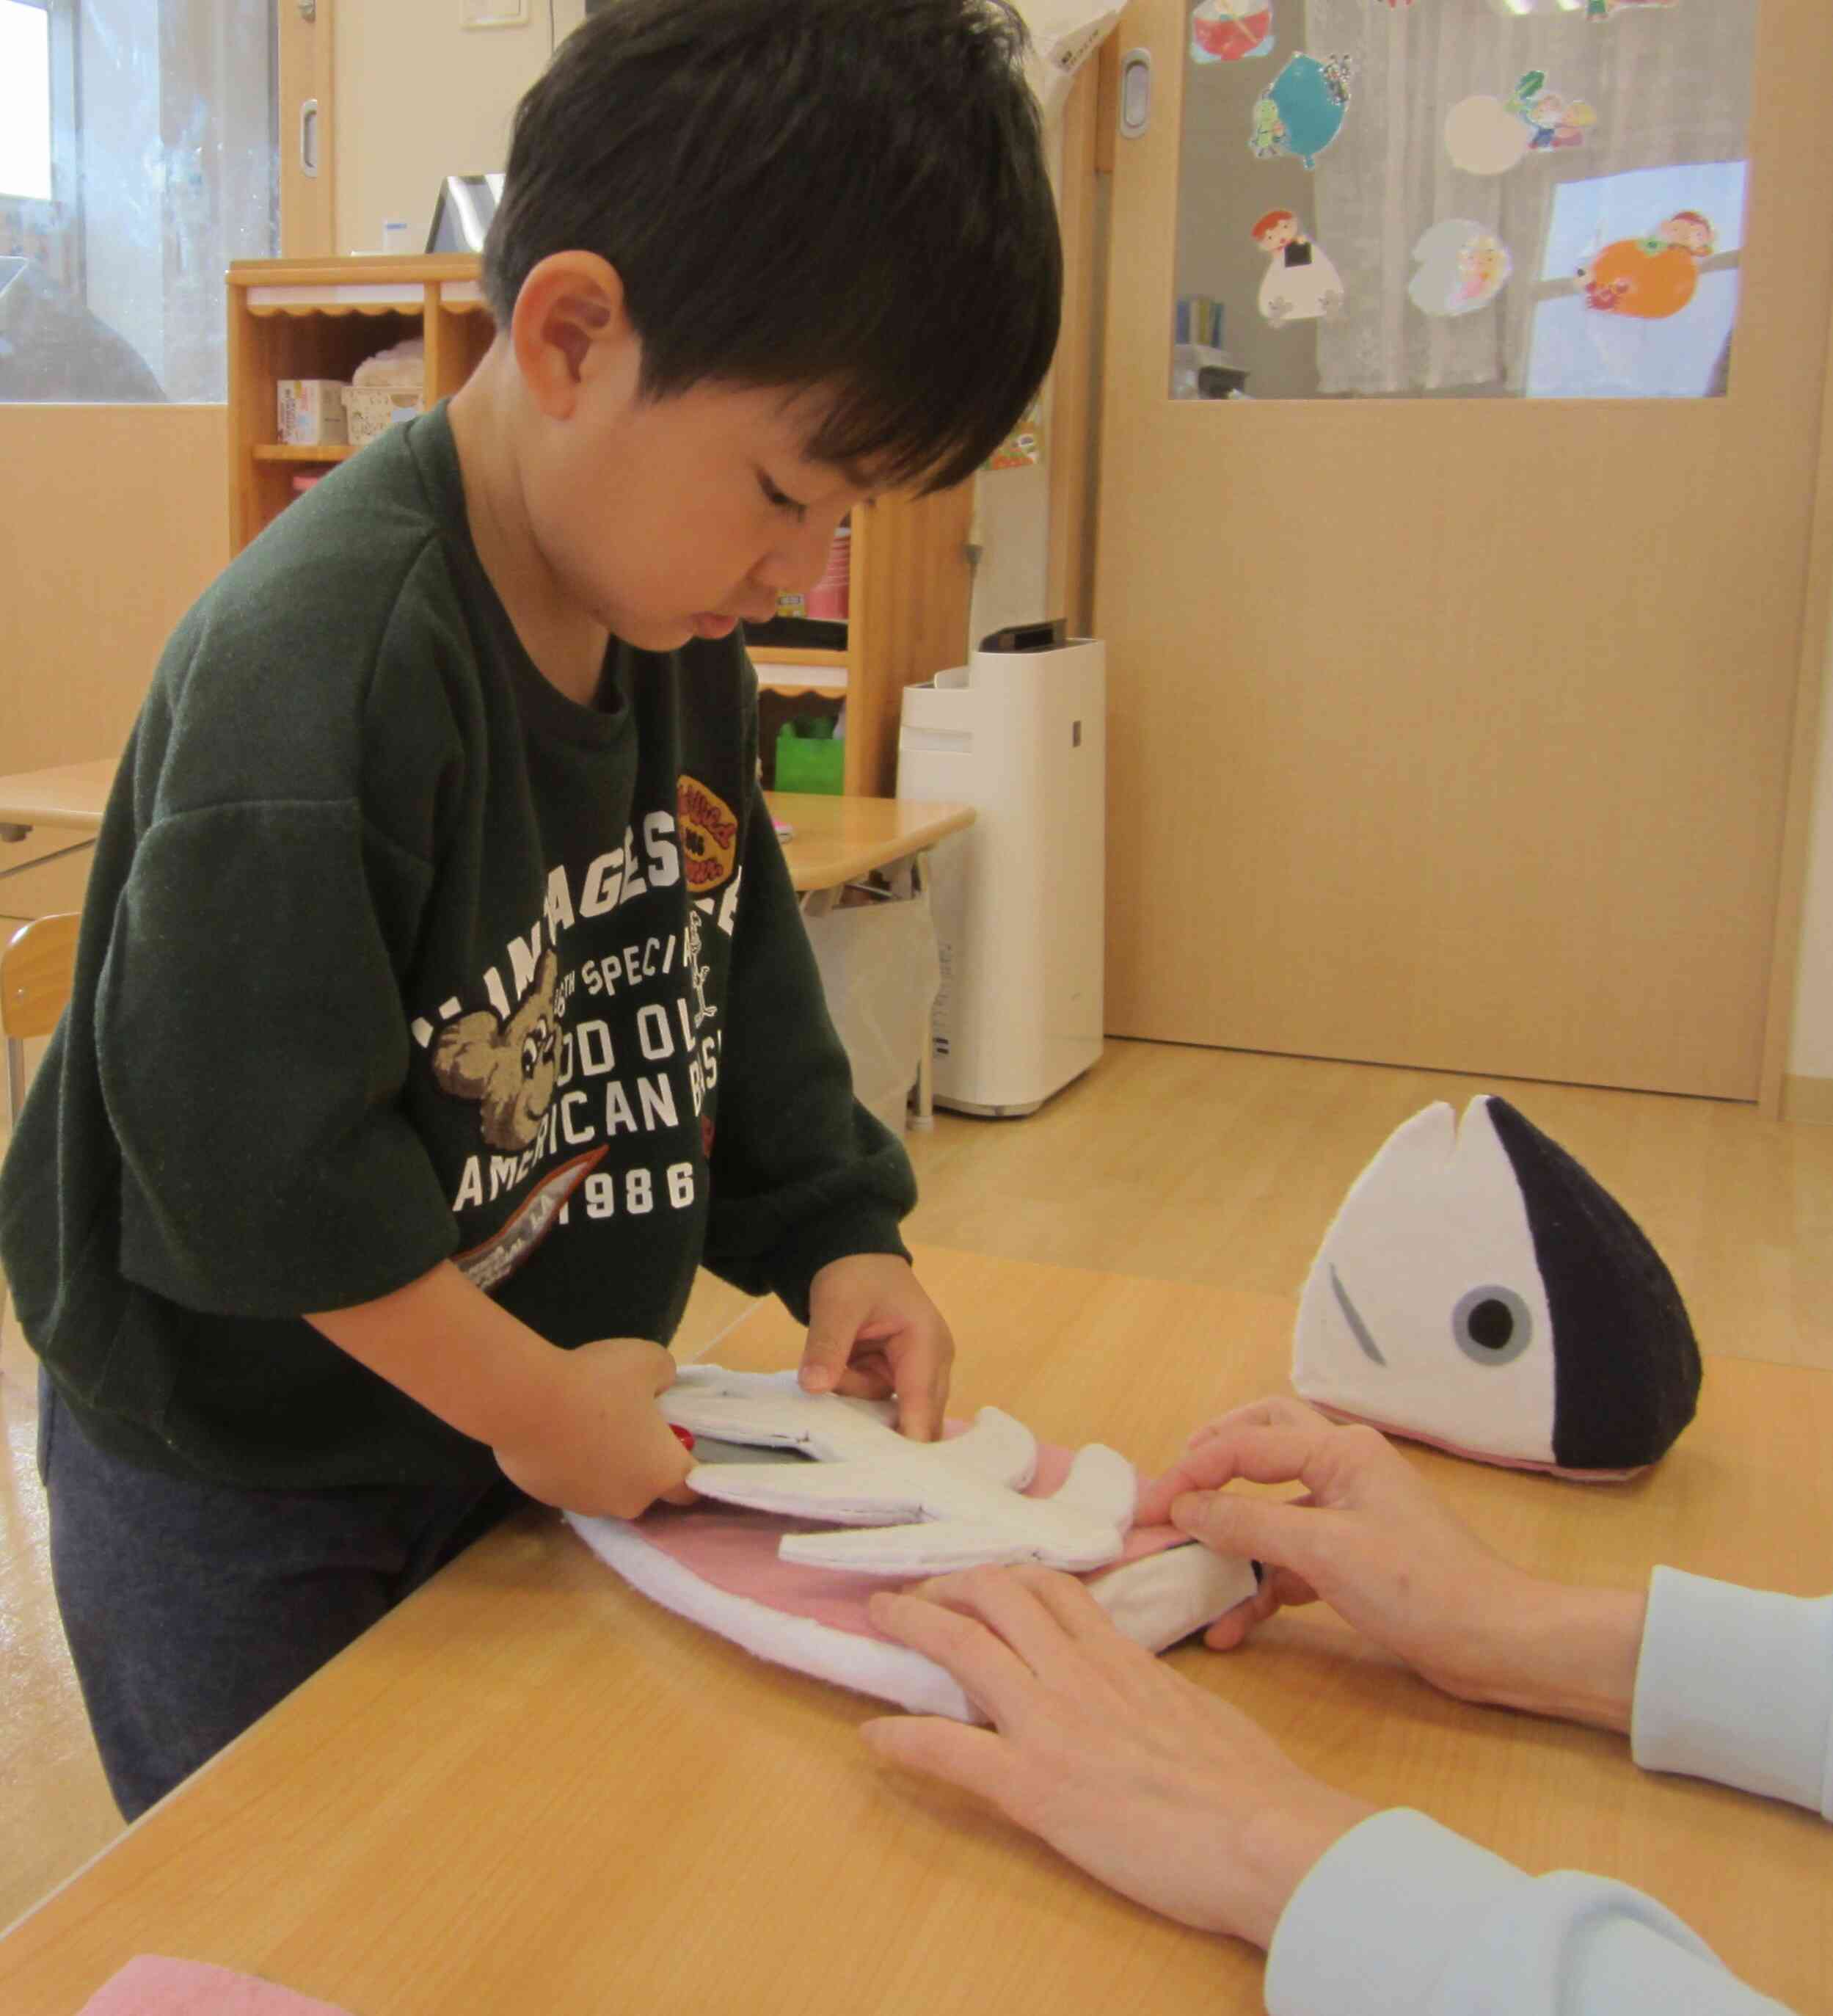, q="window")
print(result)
[0,1,52,203]
[0,0,277,404]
